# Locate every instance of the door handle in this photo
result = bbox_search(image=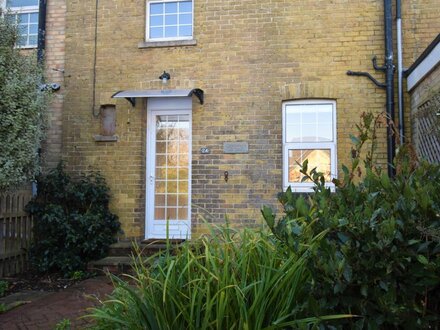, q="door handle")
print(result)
[149,175,155,184]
